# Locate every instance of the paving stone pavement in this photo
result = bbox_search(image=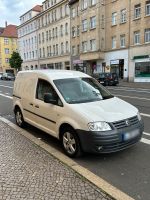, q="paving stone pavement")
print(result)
[0,120,113,200]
